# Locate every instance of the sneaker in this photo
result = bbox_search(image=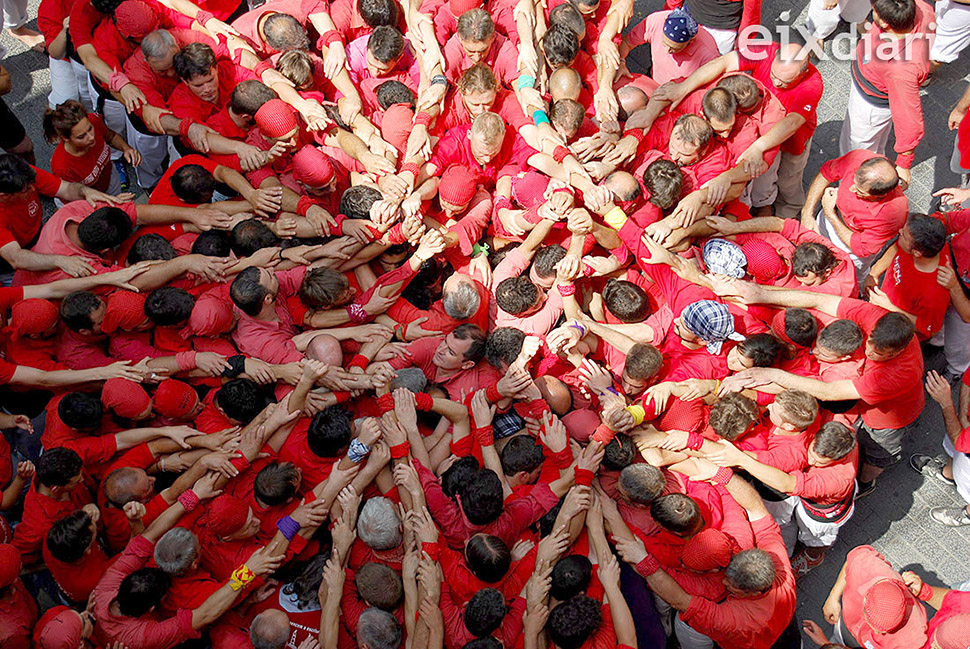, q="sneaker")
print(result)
[791,549,826,579]
[856,480,877,500]
[930,506,970,527]
[113,160,130,192]
[910,454,956,486]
